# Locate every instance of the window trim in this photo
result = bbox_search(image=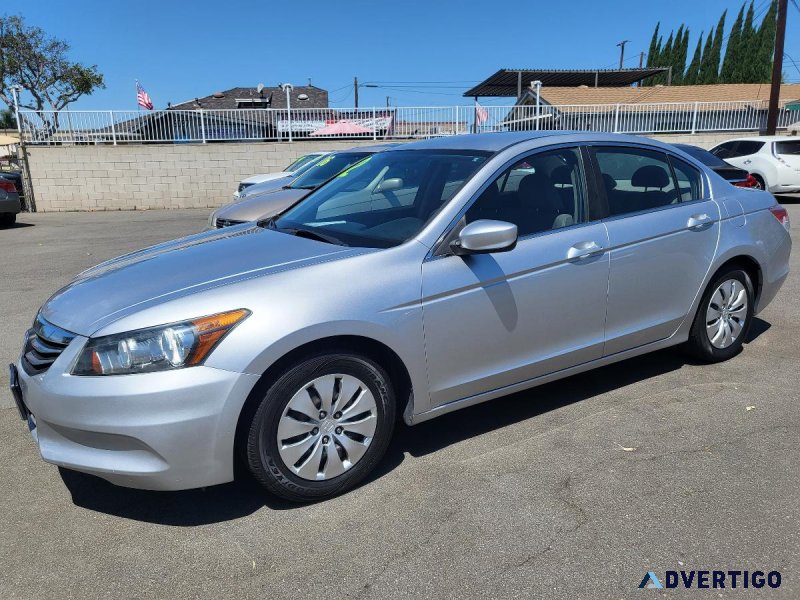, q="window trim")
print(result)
[586,143,710,221]
[430,143,592,257]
